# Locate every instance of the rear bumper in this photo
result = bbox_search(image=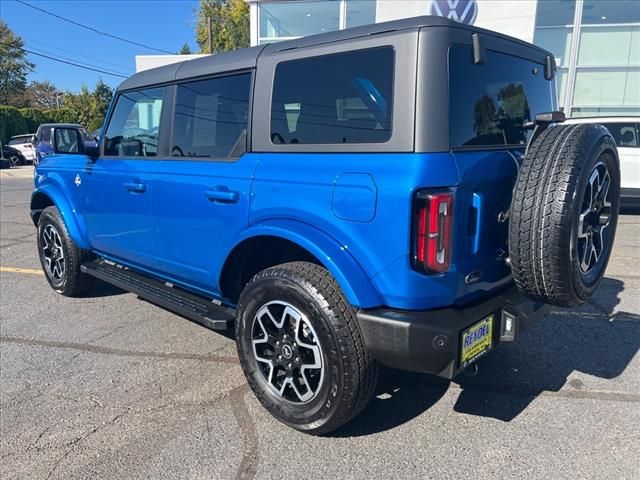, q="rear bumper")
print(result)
[356,286,550,379]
